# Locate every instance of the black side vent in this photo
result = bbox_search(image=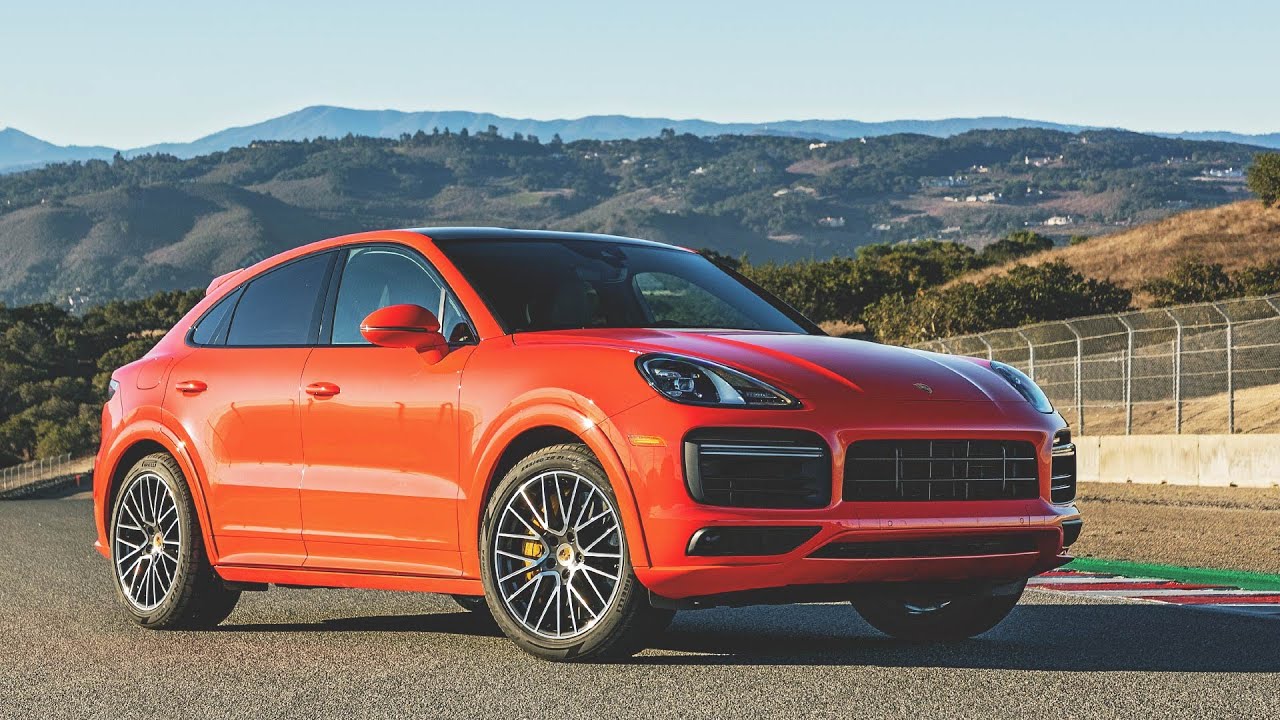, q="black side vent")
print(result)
[1051,430,1077,504]
[843,439,1040,501]
[683,429,831,509]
